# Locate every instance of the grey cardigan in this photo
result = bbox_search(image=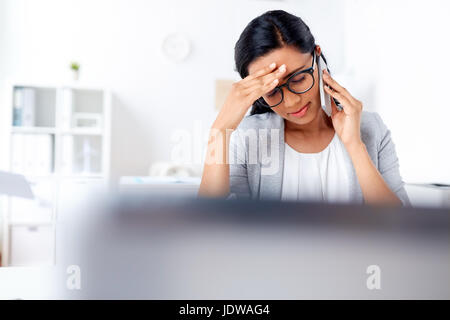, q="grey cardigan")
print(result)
[228,111,410,205]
